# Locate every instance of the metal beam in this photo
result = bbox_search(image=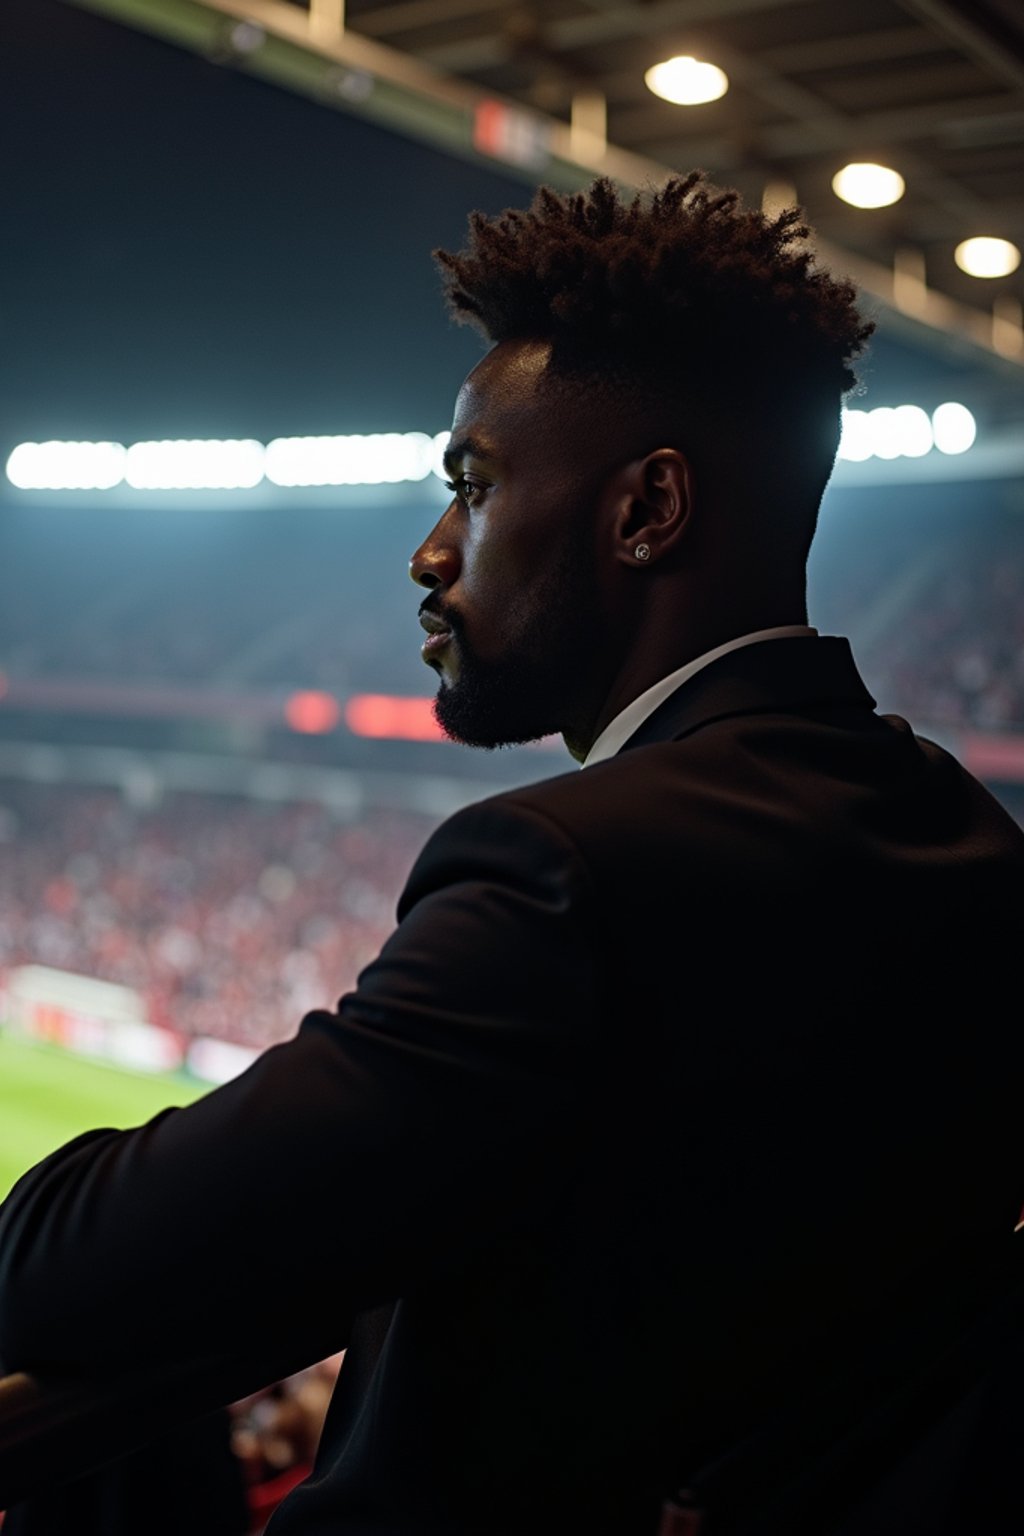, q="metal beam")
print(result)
[759,94,1023,163]
[939,108,1024,148]
[614,90,1021,165]
[415,0,817,70]
[760,26,942,74]
[348,0,501,41]
[894,0,1024,94]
